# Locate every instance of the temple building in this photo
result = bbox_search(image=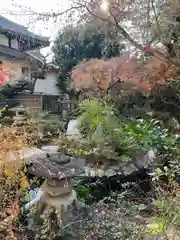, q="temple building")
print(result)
[0,15,50,82]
